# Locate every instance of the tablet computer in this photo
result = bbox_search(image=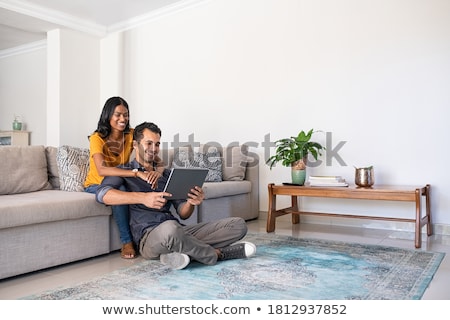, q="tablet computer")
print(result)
[163,168,209,200]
